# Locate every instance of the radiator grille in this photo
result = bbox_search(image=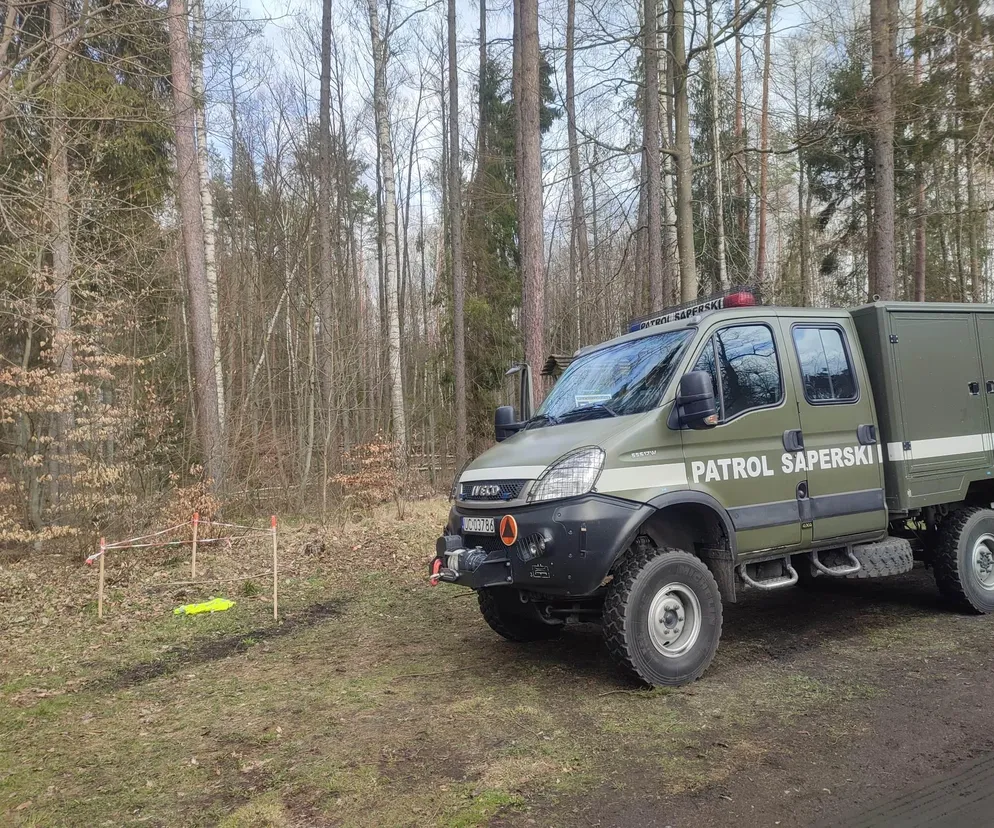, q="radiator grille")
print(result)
[458,480,525,502]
